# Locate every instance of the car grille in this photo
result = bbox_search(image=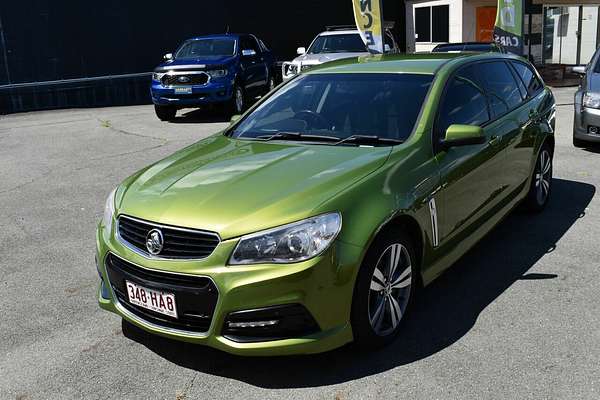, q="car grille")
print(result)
[161,73,209,86]
[117,215,220,260]
[105,253,218,334]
